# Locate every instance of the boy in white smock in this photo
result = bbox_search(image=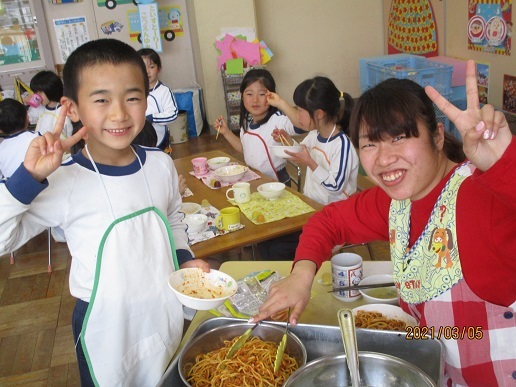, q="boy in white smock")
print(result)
[0,39,209,387]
